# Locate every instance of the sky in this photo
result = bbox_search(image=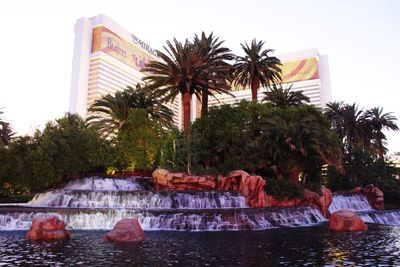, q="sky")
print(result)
[0,0,399,153]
